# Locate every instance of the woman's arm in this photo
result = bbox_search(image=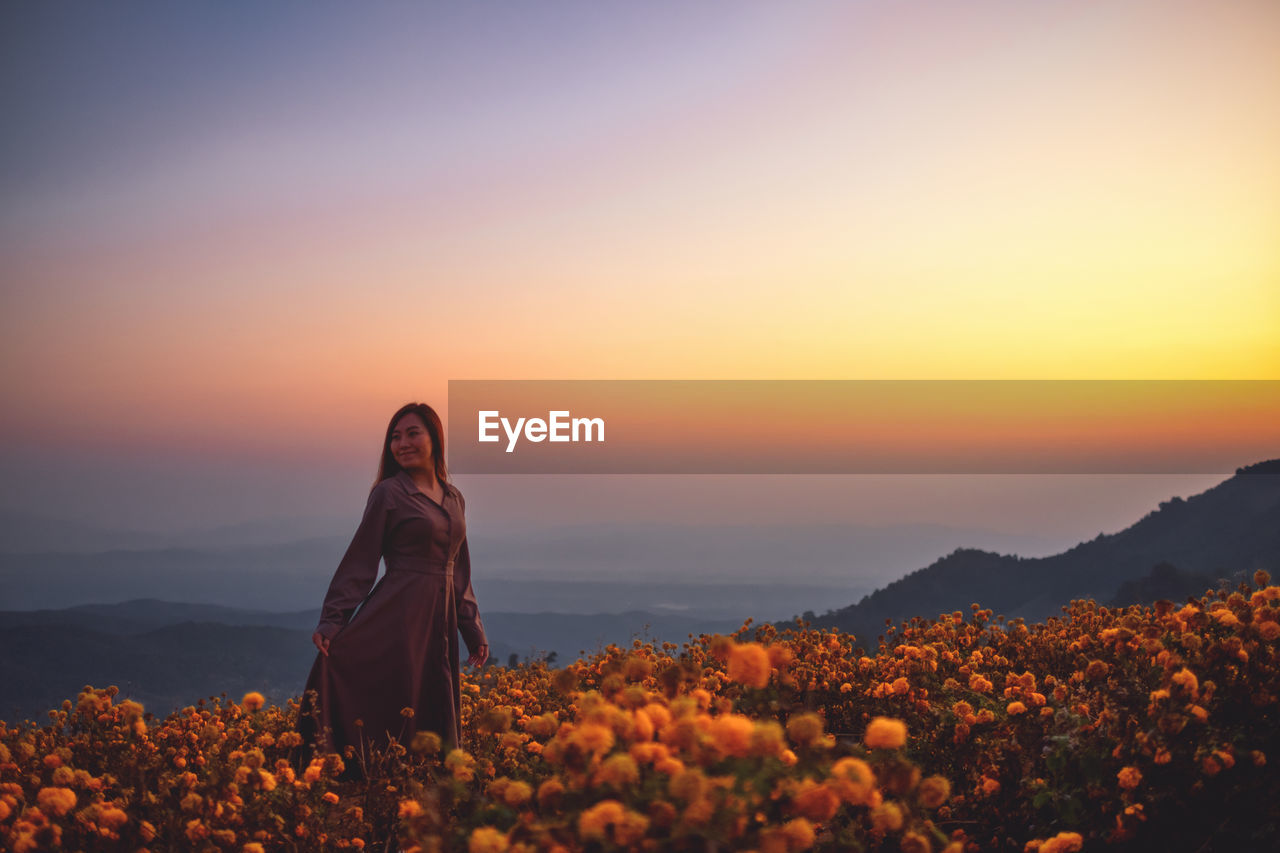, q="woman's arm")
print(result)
[314,484,392,641]
[453,536,489,664]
